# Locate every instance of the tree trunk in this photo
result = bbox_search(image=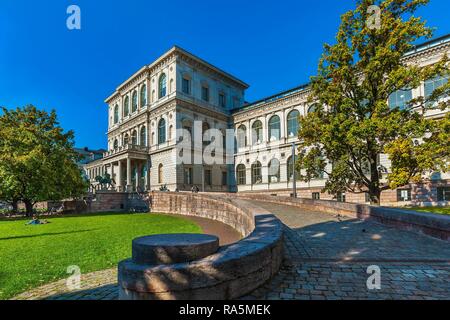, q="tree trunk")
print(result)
[23,199,34,217]
[11,200,18,213]
[368,187,381,206]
